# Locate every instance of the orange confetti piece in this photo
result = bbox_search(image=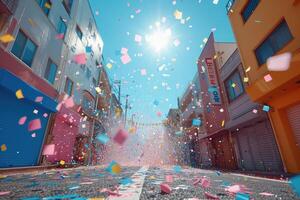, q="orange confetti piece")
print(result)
[1,144,7,152]
[16,89,24,99]
[0,34,15,43]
